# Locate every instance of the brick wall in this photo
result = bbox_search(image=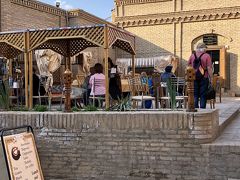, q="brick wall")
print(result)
[182,0,240,11]
[203,145,240,180]
[116,0,240,15]
[114,1,240,95]
[0,110,239,179]
[181,19,240,92]
[122,1,174,16]
[125,25,174,58]
[1,0,67,31]
[0,0,117,82]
